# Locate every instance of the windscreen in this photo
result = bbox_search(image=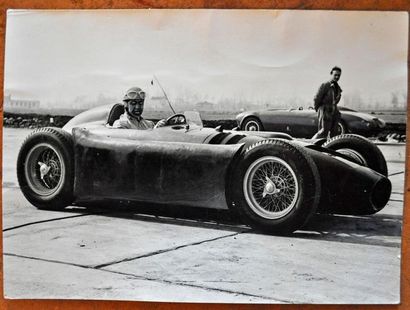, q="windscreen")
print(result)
[184,111,203,128]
